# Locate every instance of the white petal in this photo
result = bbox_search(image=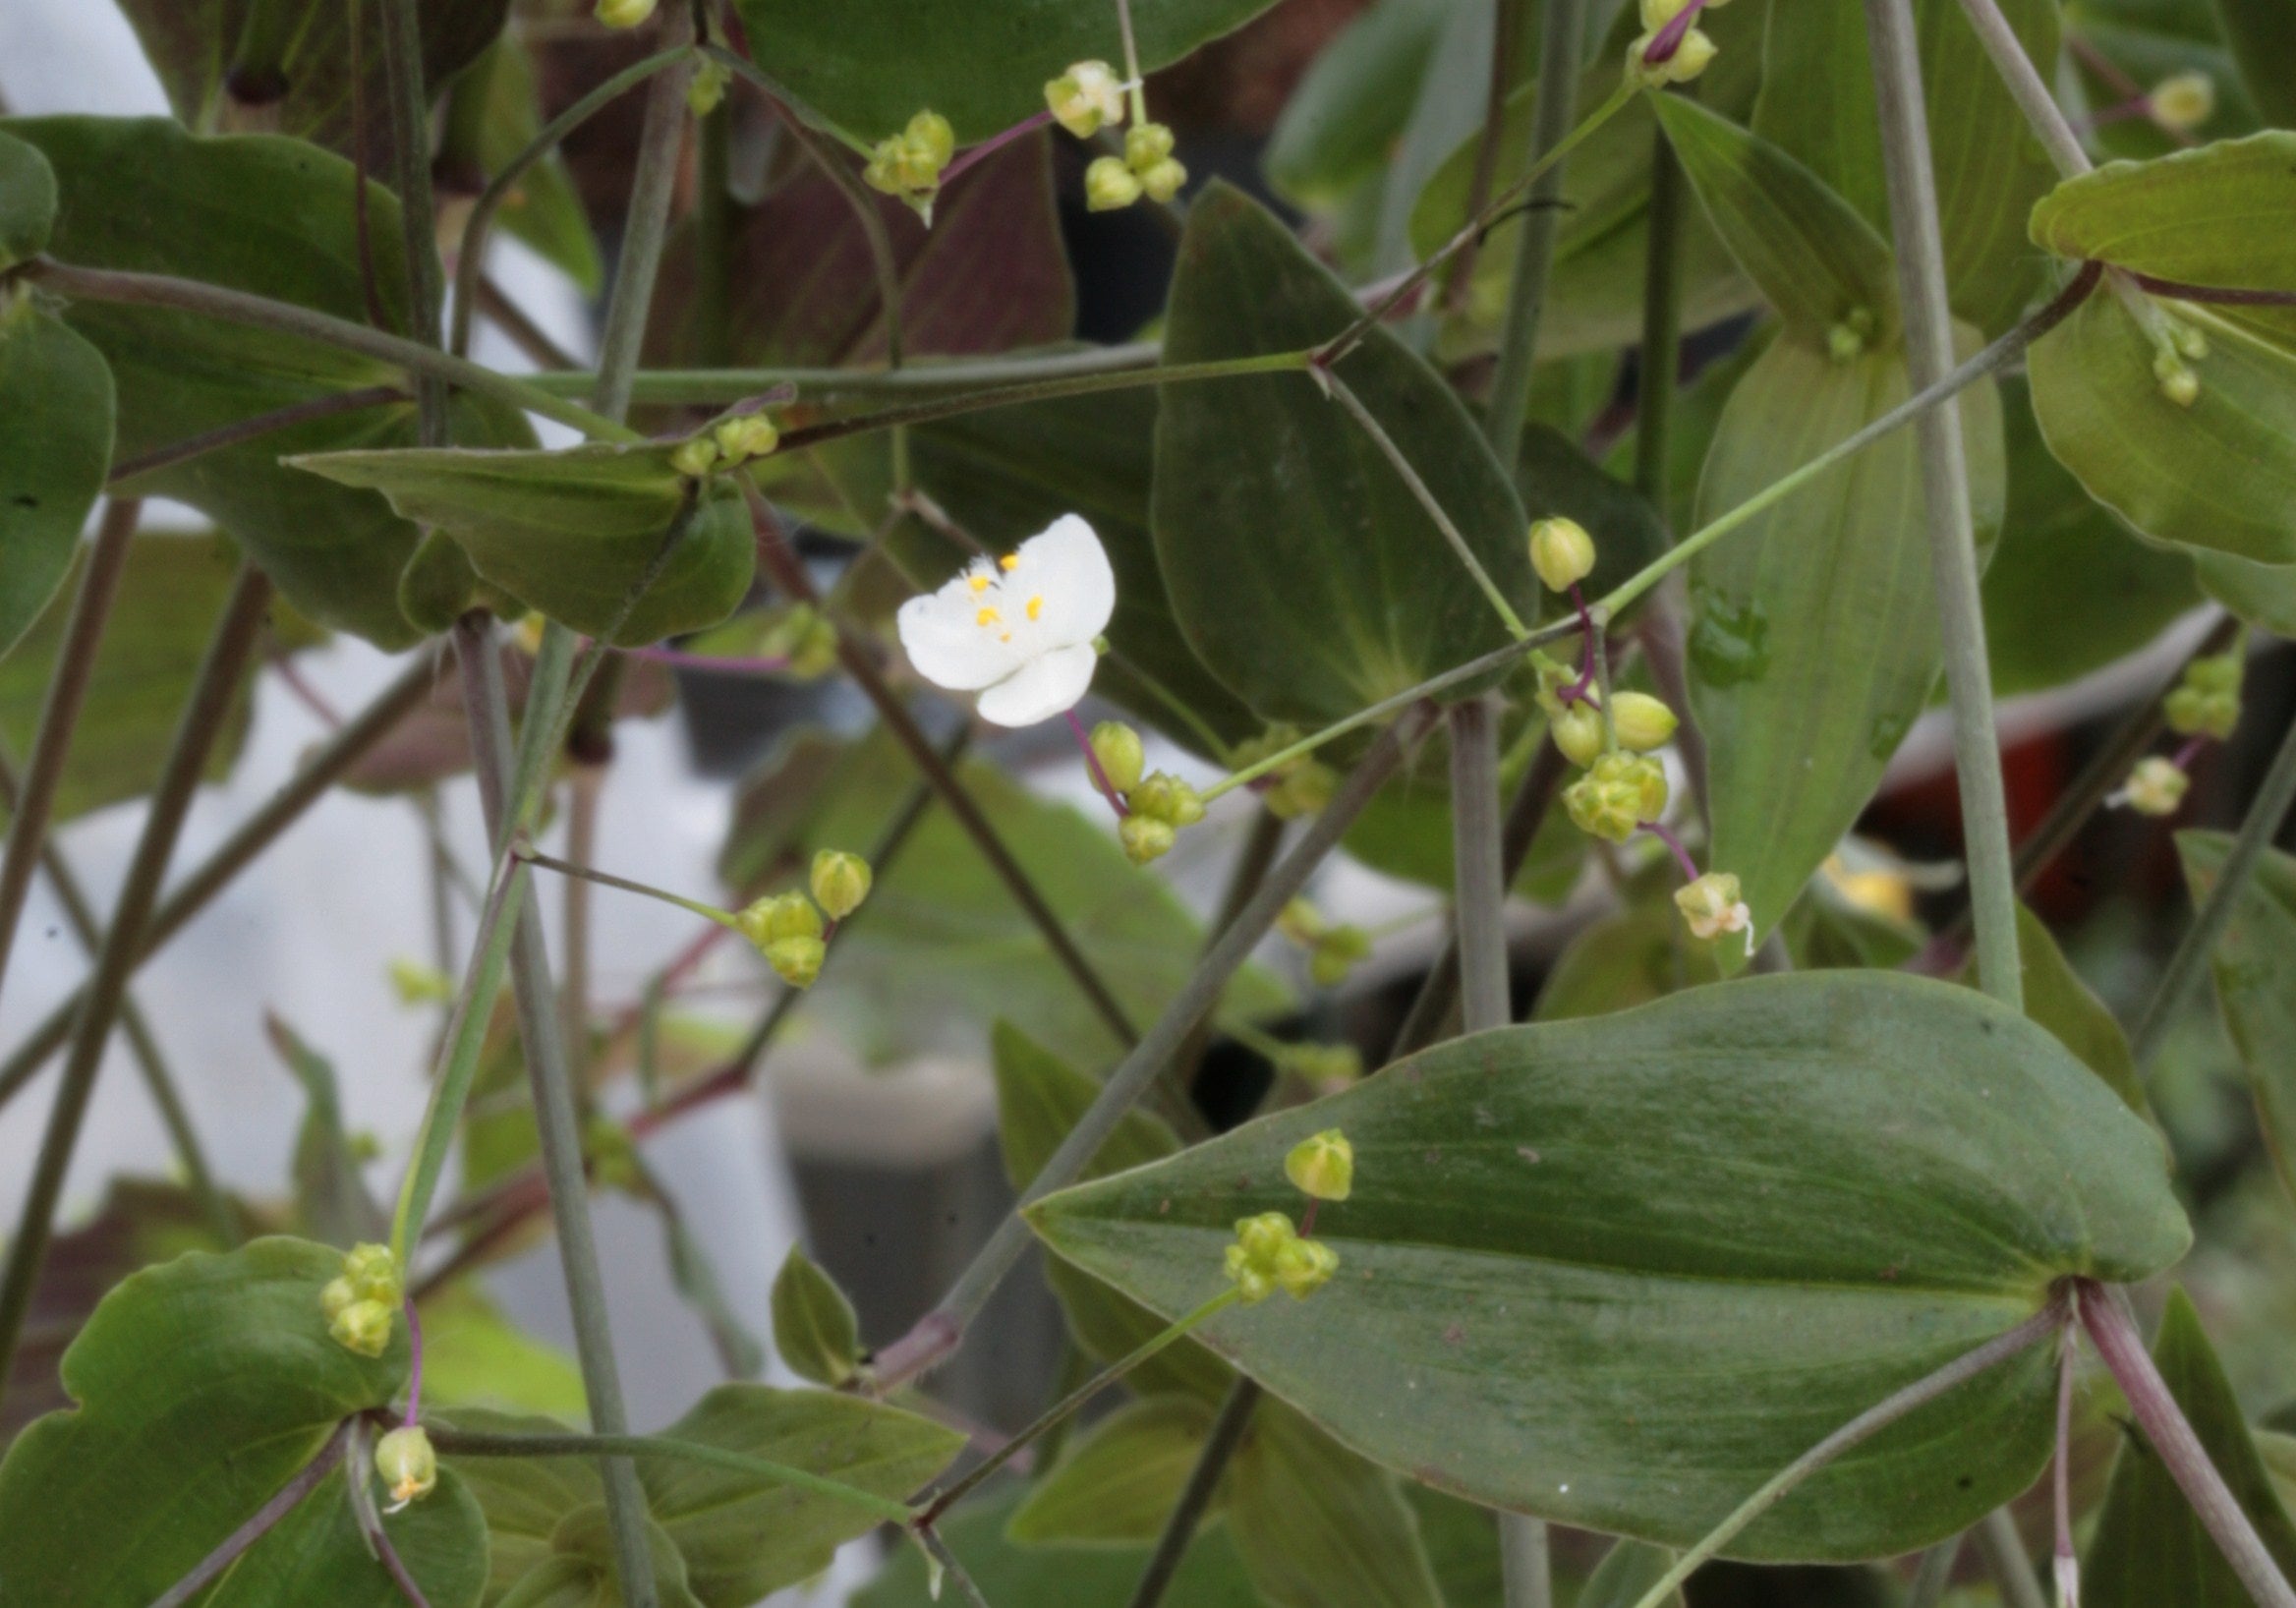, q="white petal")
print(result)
[974,641,1099,727]
[1009,514,1116,647]
[896,587,1027,692]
